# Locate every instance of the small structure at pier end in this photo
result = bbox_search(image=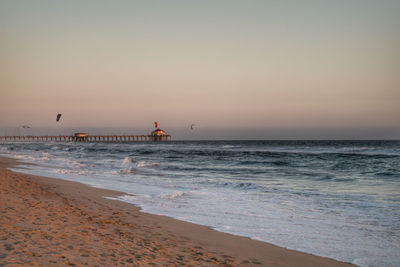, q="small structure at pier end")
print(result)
[151,128,169,141]
[74,133,88,142]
